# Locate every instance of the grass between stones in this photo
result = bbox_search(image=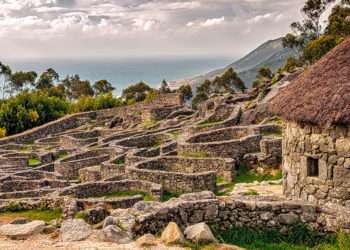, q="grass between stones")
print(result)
[197,119,225,128]
[179,151,212,158]
[0,209,62,223]
[210,223,350,250]
[261,128,283,137]
[216,164,282,196]
[58,151,69,159]
[168,130,182,140]
[28,157,41,166]
[160,191,181,202]
[92,191,154,201]
[142,119,158,129]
